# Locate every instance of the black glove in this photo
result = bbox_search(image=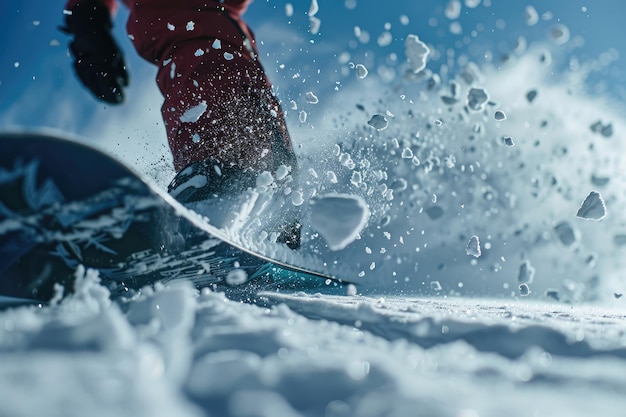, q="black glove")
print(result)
[62,0,129,104]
